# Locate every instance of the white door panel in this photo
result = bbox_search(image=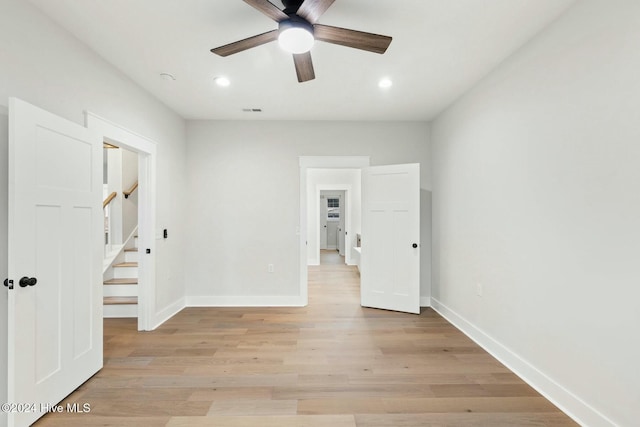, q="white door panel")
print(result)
[361,164,420,314]
[338,196,346,256]
[7,98,103,426]
[327,222,338,249]
[319,195,327,250]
